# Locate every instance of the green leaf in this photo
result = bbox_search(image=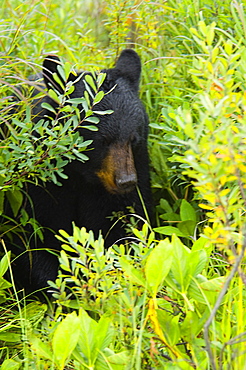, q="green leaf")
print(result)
[166,235,191,293]
[95,316,113,352]
[93,110,114,115]
[77,308,98,364]
[15,302,47,326]
[66,97,86,105]
[47,89,60,103]
[59,229,70,239]
[81,125,98,131]
[189,249,207,278]
[82,93,89,111]
[67,84,75,95]
[200,276,225,292]
[1,359,20,370]
[180,199,197,222]
[0,252,11,278]
[160,212,180,222]
[56,66,66,86]
[119,256,146,288]
[160,198,173,213]
[96,73,106,88]
[94,90,104,105]
[206,22,216,45]
[102,350,130,369]
[154,226,188,238]
[0,277,12,290]
[53,311,80,369]
[157,309,180,346]
[0,332,21,342]
[178,220,196,237]
[145,239,173,296]
[63,61,73,80]
[84,116,100,123]
[6,189,23,217]
[31,336,53,361]
[192,236,213,256]
[85,74,97,92]
[41,102,57,113]
[181,311,203,340]
[184,120,195,139]
[59,250,71,272]
[189,276,226,305]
